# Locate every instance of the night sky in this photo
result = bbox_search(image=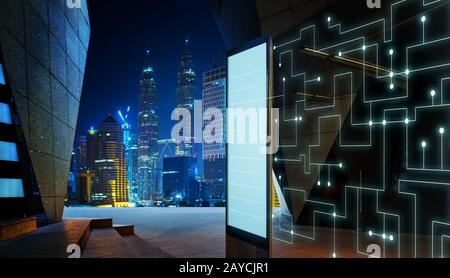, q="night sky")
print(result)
[78,0,226,139]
